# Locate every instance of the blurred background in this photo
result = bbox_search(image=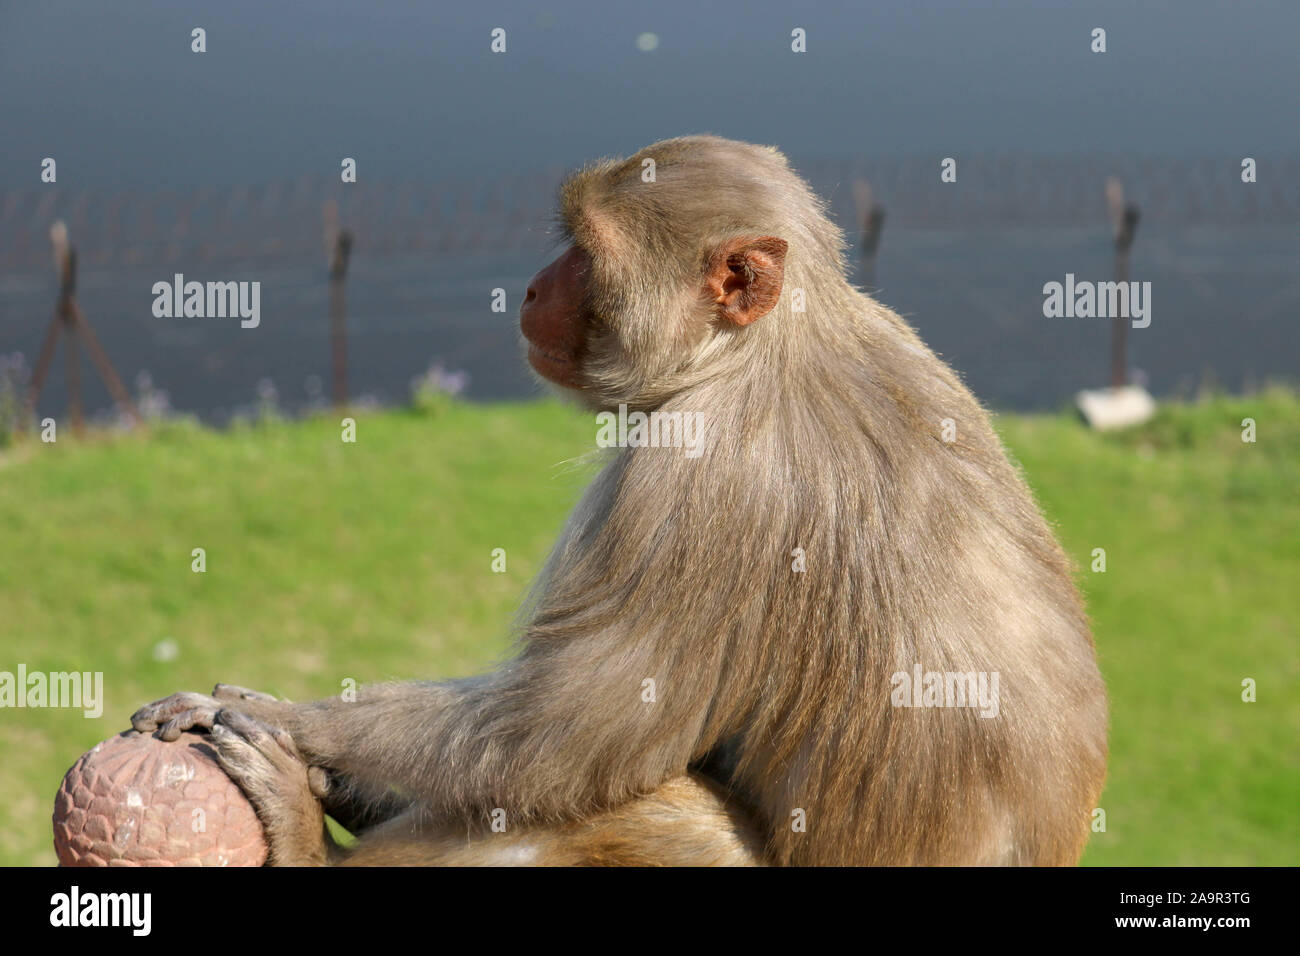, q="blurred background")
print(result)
[3,0,1300,418]
[0,0,1296,866]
